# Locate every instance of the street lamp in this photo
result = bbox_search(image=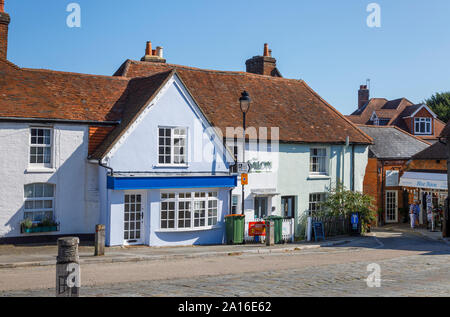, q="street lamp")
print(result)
[239,91,251,216]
